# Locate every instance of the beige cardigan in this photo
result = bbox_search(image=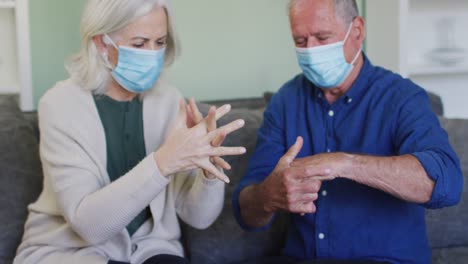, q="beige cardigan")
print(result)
[14,79,225,264]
